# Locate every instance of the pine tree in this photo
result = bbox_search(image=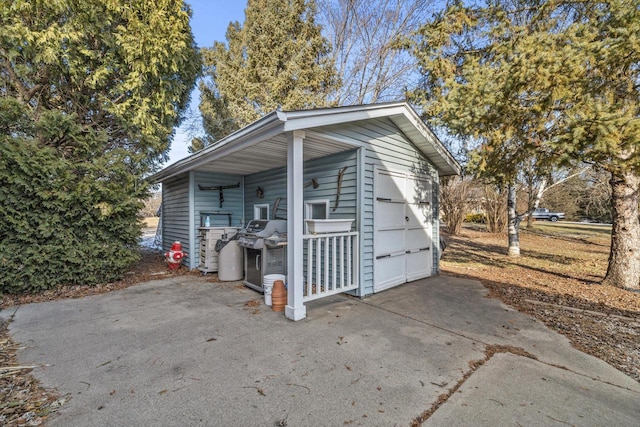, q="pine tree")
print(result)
[409,0,640,290]
[199,0,338,142]
[0,0,200,292]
